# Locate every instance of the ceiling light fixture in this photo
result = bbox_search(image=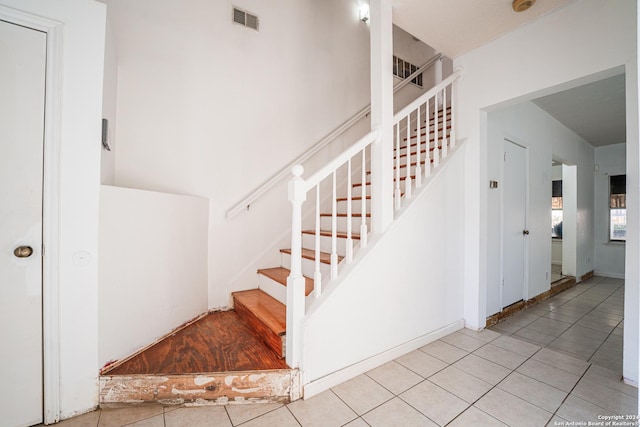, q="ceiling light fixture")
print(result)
[512,0,536,12]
